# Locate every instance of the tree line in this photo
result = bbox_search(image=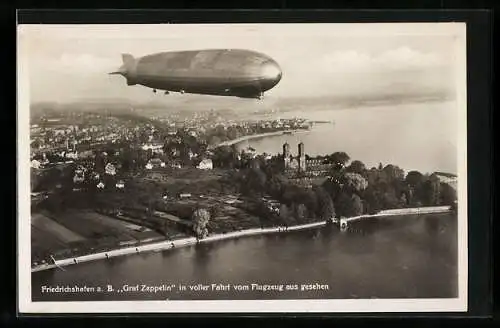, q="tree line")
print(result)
[226,150,457,226]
